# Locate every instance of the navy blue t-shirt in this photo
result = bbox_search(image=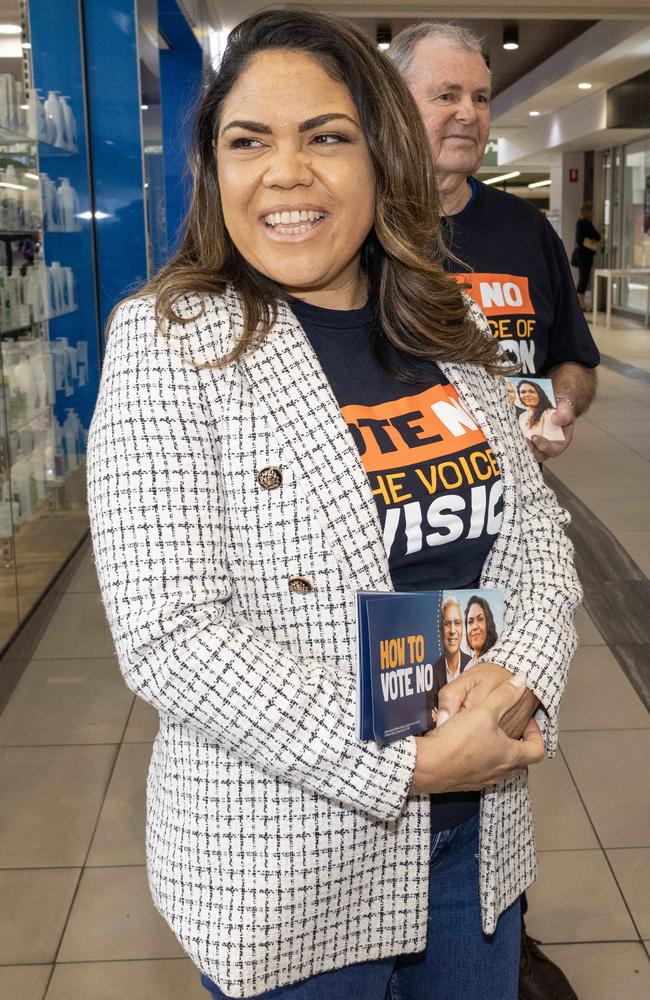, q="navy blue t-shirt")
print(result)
[444,179,600,375]
[291,296,501,830]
